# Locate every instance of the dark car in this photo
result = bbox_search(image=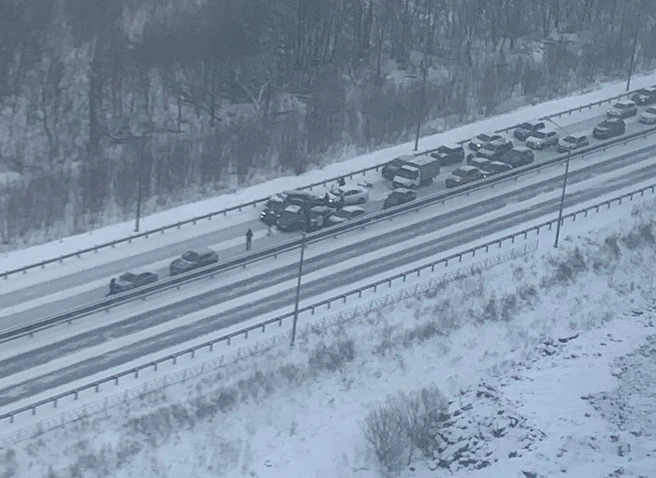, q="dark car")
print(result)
[430,144,469,165]
[282,190,324,210]
[468,133,503,151]
[630,86,656,106]
[381,155,415,180]
[109,271,158,294]
[479,161,512,177]
[277,204,306,232]
[593,118,626,139]
[383,188,417,209]
[260,194,287,226]
[445,166,483,188]
[170,248,219,276]
[303,205,334,232]
[476,139,514,161]
[513,121,546,141]
[498,147,535,168]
